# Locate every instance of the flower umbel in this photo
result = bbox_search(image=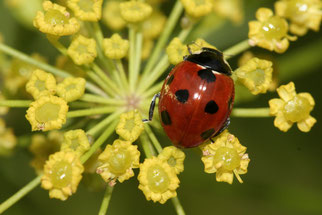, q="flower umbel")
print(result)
[41,150,84,200]
[275,0,322,36]
[102,1,126,31]
[120,1,153,24]
[201,130,250,184]
[116,110,144,142]
[248,8,296,53]
[138,157,180,204]
[166,37,189,65]
[26,95,69,131]
[180,0,213,18]
[67,35,97,65]
[235,57,273,95]
[33,1,80,36]
[96,139,140,183]
[269,82,316,132]
[158,146,185,174]
[56,77,86,102]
